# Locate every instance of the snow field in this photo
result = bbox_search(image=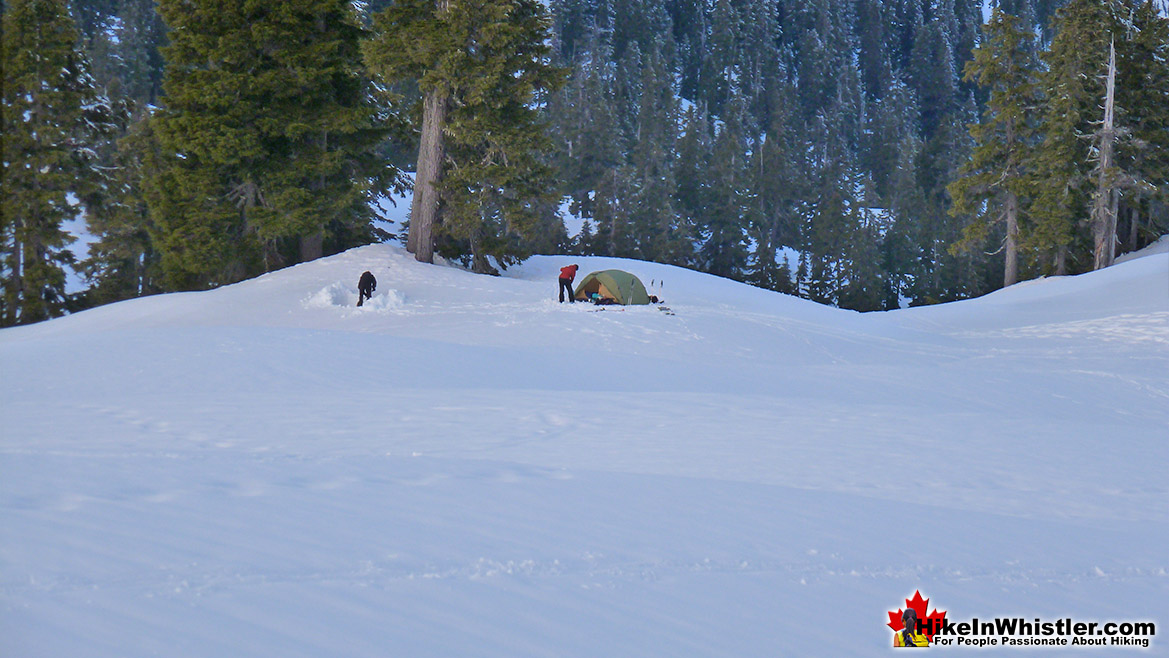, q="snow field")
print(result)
[2,242,1167,656]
